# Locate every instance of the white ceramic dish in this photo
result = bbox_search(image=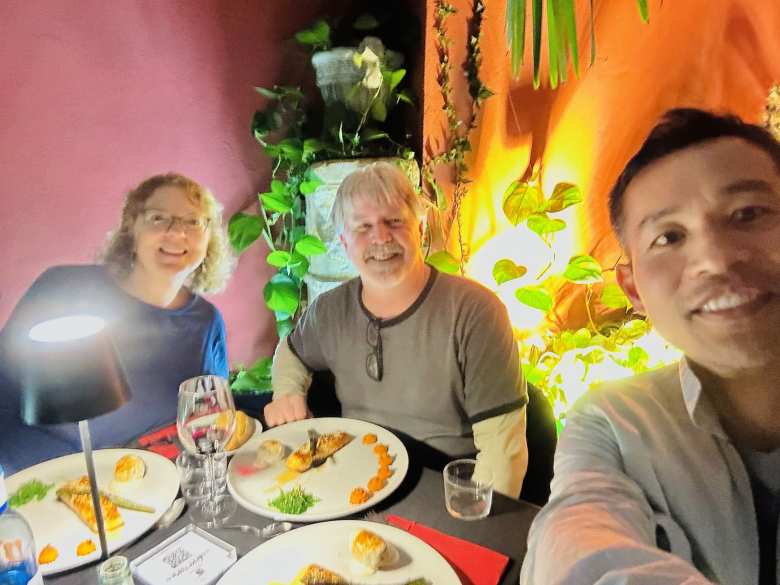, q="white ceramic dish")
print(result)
[216,519,460,585]
[6,448,179,576]
[227,417,409,522]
